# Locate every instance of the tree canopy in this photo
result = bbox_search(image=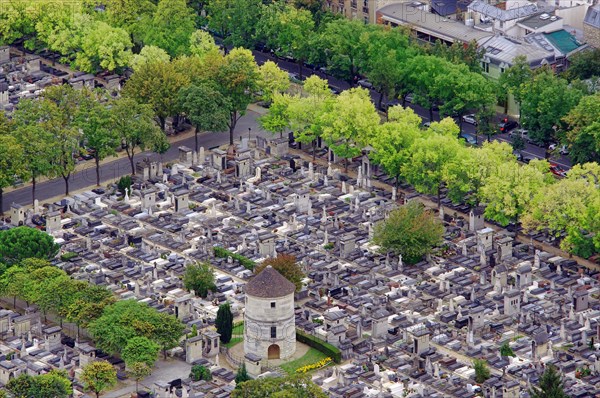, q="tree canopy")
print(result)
[0,227,59,267]
[255,254,304,292]
[183,262,217,298]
